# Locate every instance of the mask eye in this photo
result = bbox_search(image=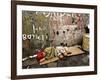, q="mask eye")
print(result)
[63,31,65,34]
[65,43,67,46]
[66,29,69,31]
[56,31,59,35]
[60,43,64,46]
